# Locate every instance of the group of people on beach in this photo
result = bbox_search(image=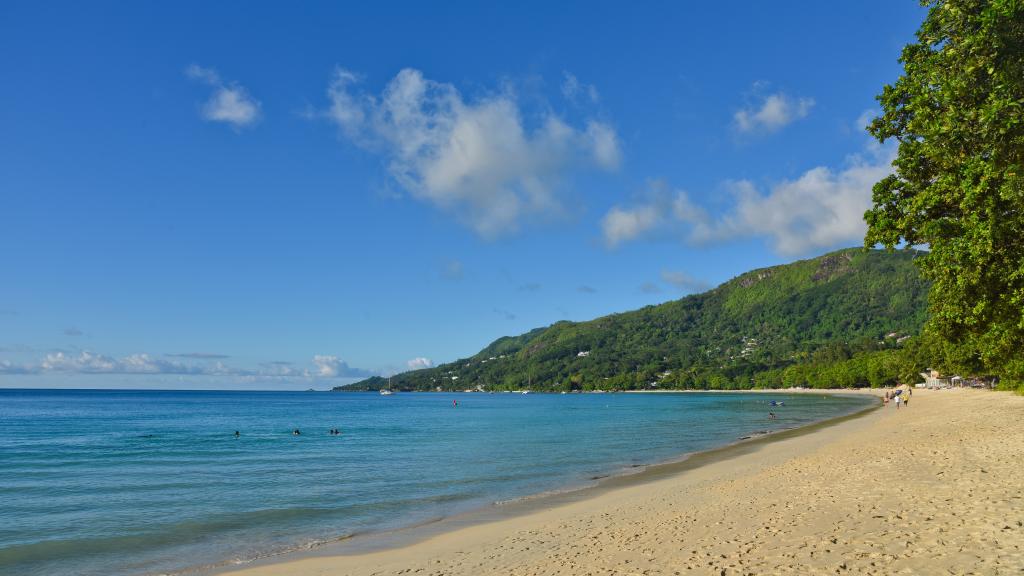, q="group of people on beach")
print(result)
[884,388,912,410]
